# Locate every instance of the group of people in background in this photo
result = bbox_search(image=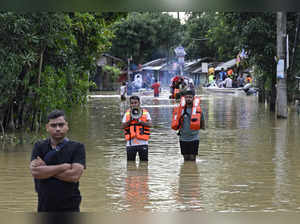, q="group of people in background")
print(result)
[207,67,253,88]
